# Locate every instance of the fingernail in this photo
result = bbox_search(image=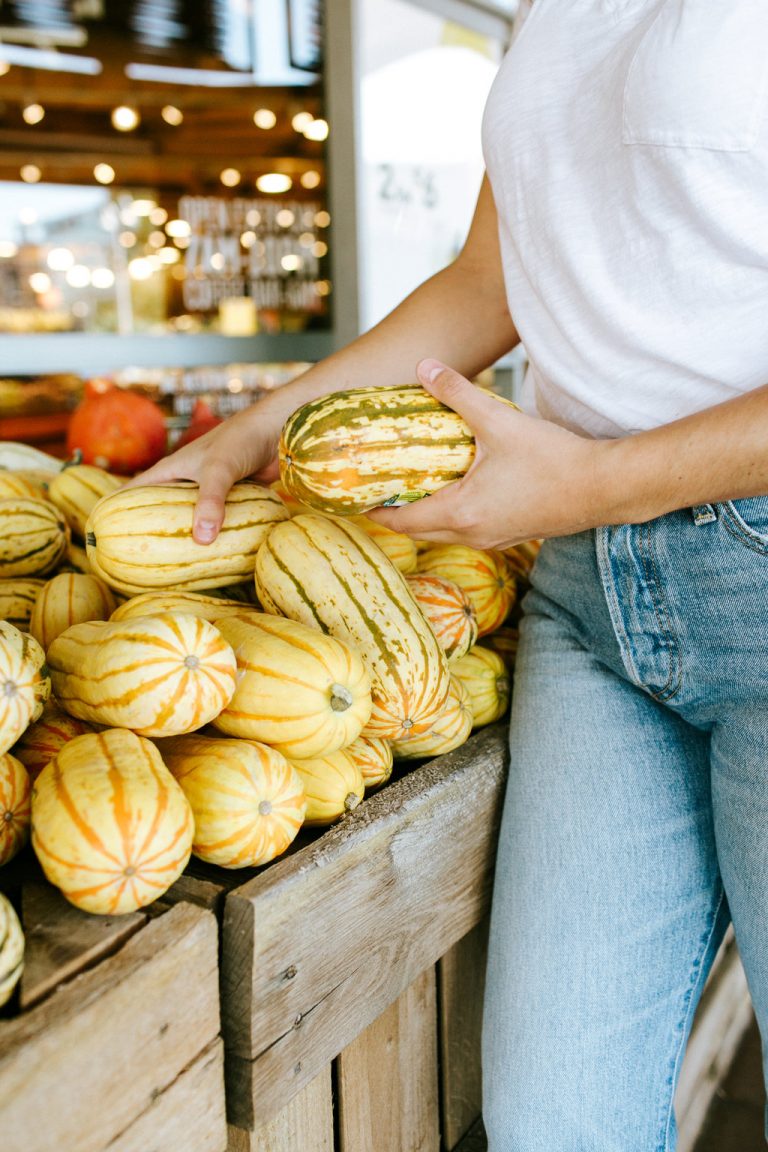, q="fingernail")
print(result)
[418,358,444,384]
[195,520,216,543]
